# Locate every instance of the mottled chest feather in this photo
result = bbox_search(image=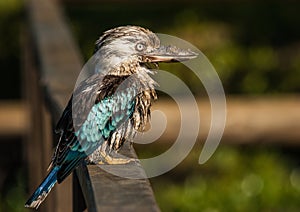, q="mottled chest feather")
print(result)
[52,64,158,173]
